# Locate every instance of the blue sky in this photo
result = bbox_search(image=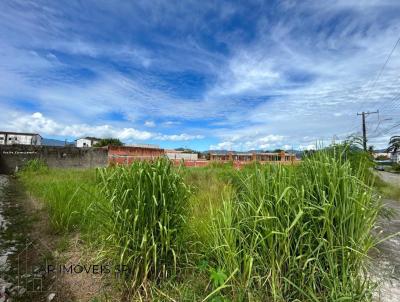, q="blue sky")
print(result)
[1,0,400,151]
